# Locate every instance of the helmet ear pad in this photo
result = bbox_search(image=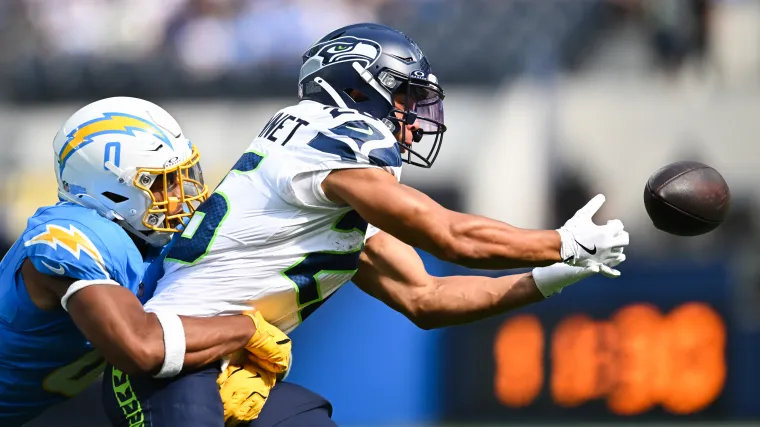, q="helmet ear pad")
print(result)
[345,89,370,103]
